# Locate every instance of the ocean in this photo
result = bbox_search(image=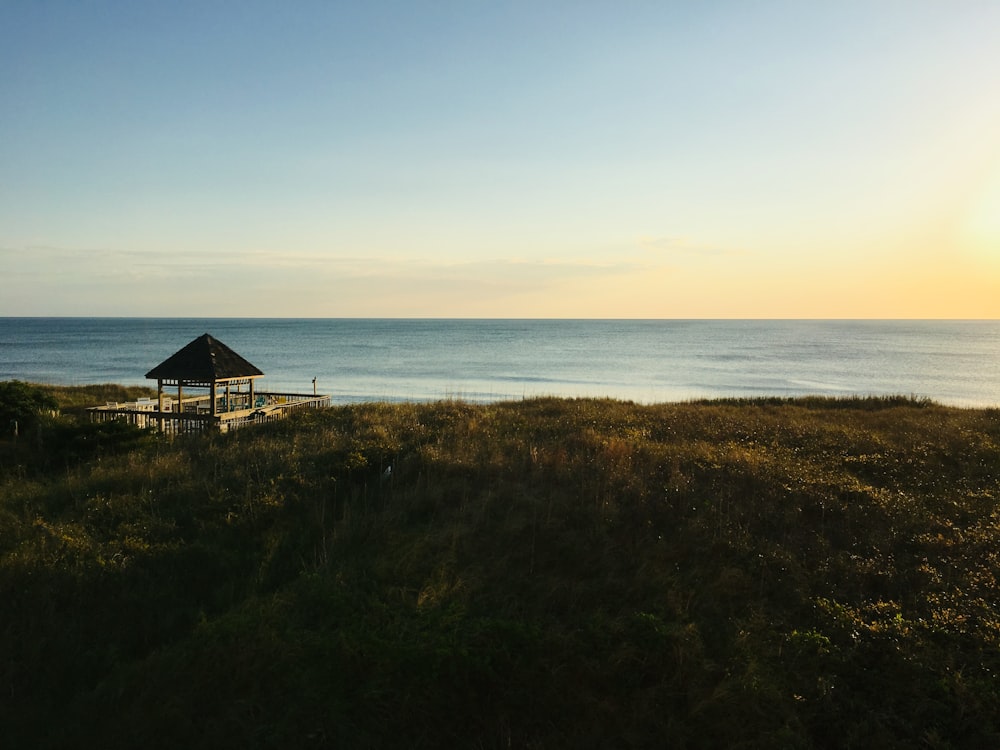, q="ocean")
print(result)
[1,318,998,407]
